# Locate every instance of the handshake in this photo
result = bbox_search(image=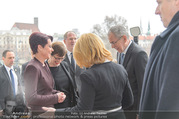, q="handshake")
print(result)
[39,92,66,114]
[40,92,66,114]
[56,92,66,103]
